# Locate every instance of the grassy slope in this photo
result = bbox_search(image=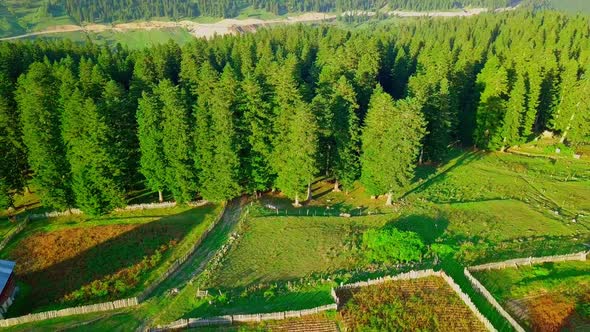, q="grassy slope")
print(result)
[473,260,590,303]
[0,203,222,317]
[2,149,589,330]
[473,260,590,330]
[211,215,388,287]
[25,28,196,49]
